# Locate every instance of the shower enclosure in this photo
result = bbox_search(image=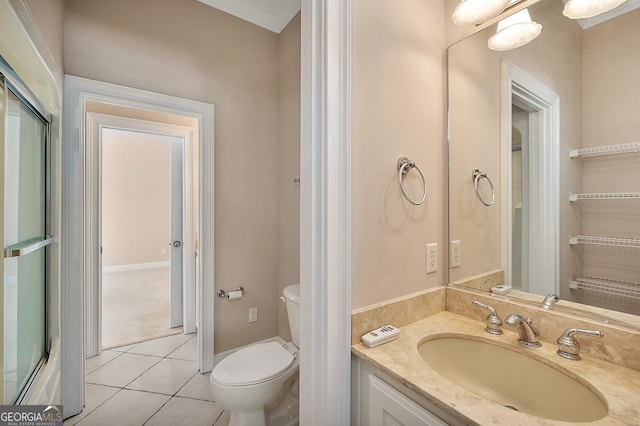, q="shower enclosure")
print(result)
[1,65,51,404]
